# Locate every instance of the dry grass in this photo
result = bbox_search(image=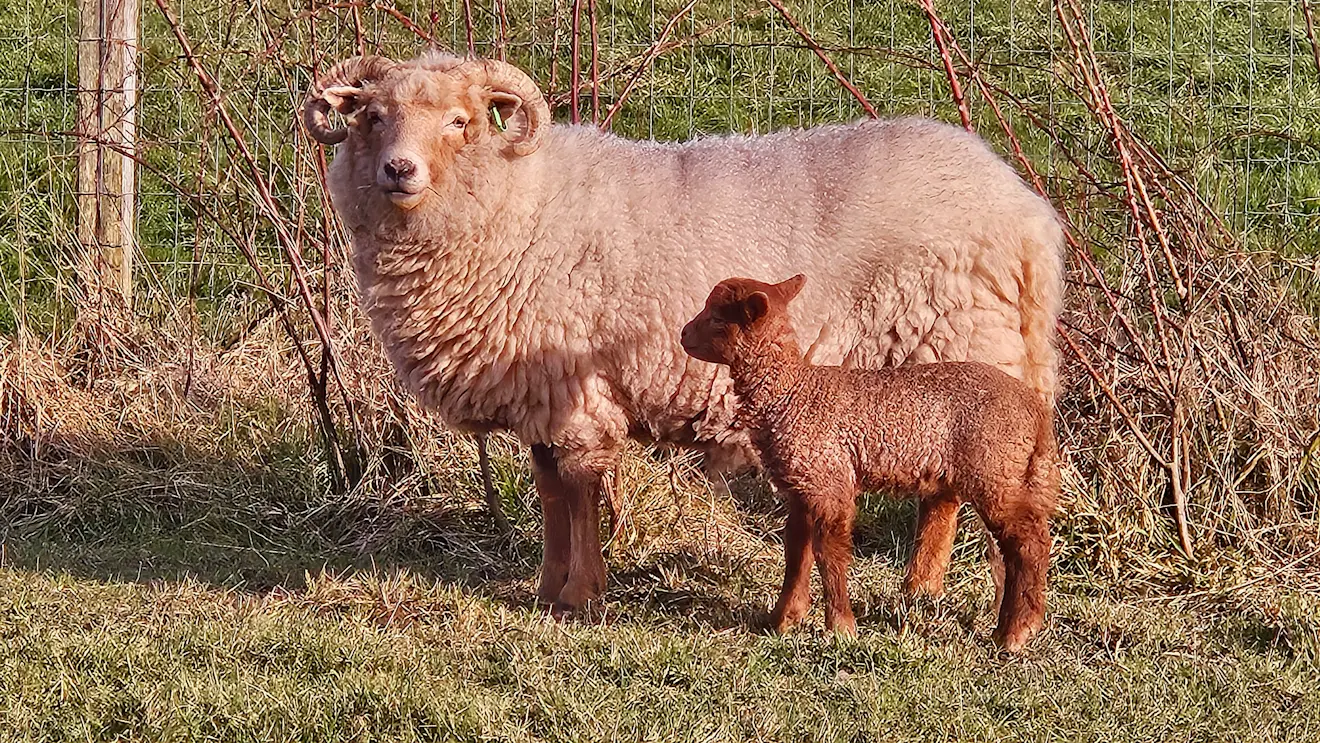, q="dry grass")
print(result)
[3,0,1320,737]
